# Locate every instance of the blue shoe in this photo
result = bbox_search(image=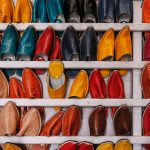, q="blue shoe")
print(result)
[98,0,115,23]
[32,0,48,23]
[16,26,37,76]
[0,24,19,76]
